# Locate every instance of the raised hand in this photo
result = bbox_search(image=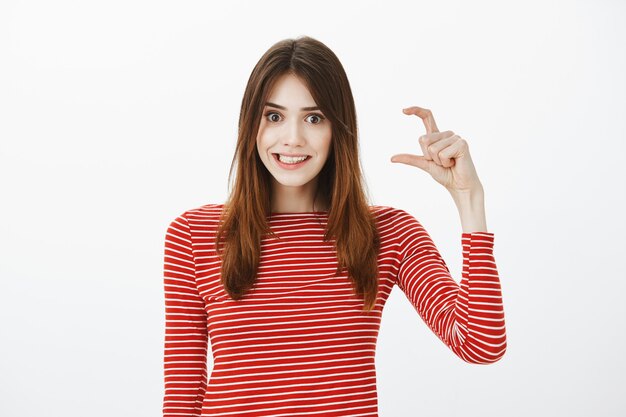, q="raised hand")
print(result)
[391,106,483,195]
